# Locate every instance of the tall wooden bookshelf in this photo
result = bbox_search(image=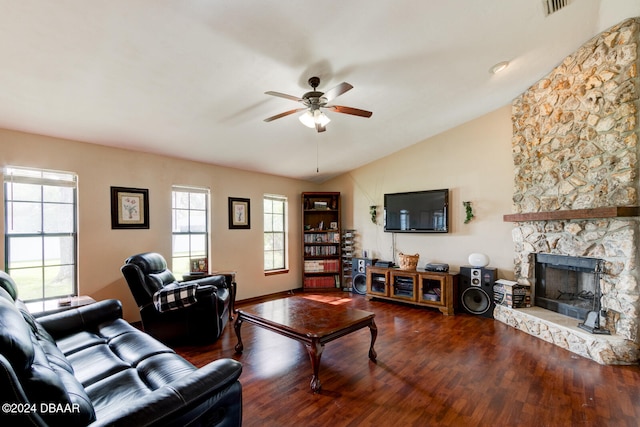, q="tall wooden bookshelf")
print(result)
[302,192,341,291]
